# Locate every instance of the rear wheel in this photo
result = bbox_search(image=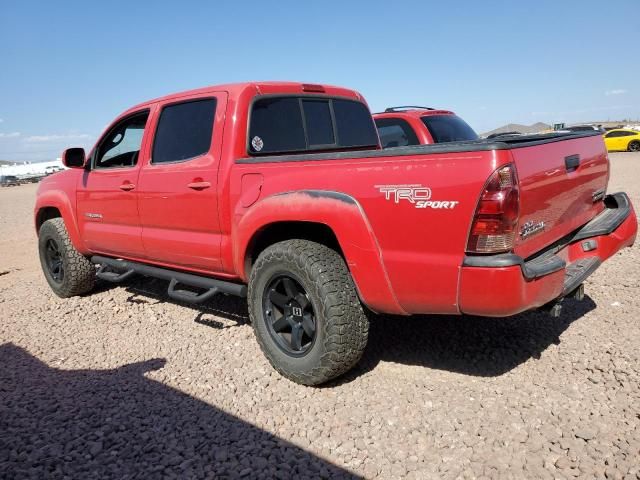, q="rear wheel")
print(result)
[628,141,640,152]
[248,240,369,385]
[38,218,95,298]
